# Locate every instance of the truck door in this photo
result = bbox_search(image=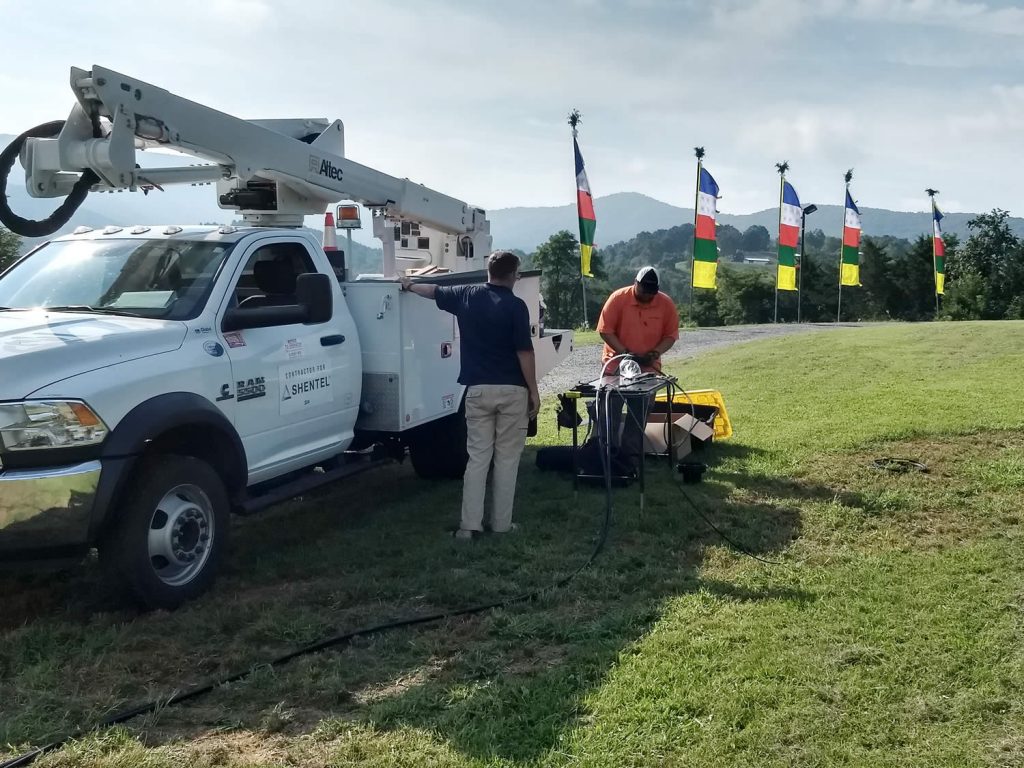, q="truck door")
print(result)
[219,238,357,483]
